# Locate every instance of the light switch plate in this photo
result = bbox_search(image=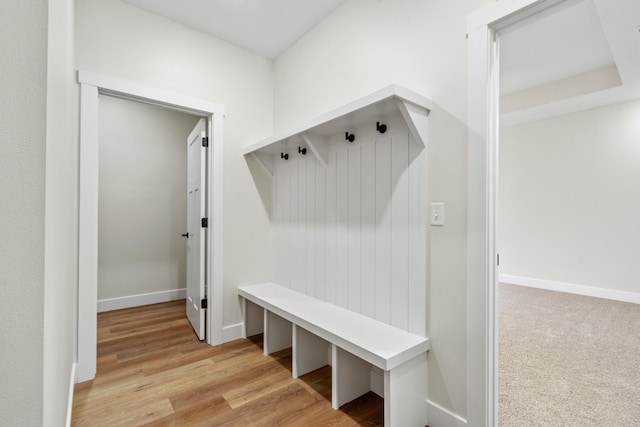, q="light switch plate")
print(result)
[430,202,445,226]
